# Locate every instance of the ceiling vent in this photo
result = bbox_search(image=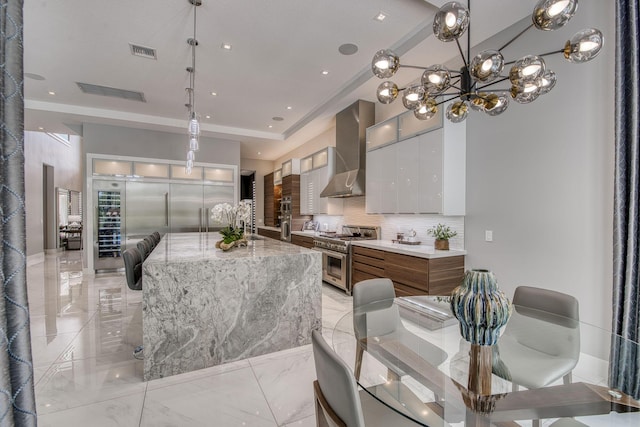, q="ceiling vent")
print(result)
[129,43,157,60]
[76,82,147,103]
